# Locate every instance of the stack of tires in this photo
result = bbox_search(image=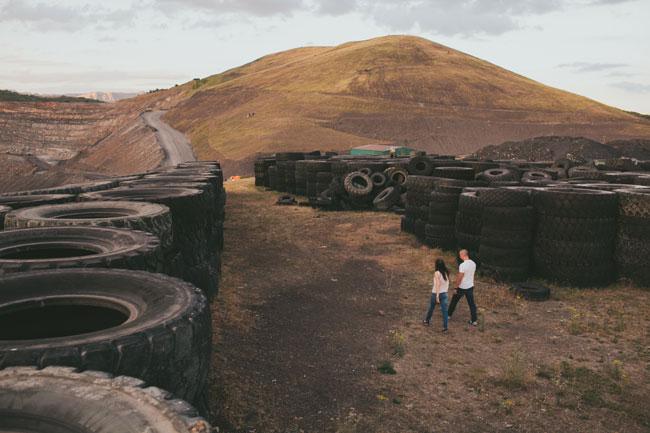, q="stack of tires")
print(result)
[294,160,309,195]
[79,186,221,299]
[403,176,437,239]
[254,157,275,187]
[614,189,650,286]
[455,190,484,255]
[532,188,618,286]
[478,188,535,281]
[0,162,224,430]
[305,161,332,199]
